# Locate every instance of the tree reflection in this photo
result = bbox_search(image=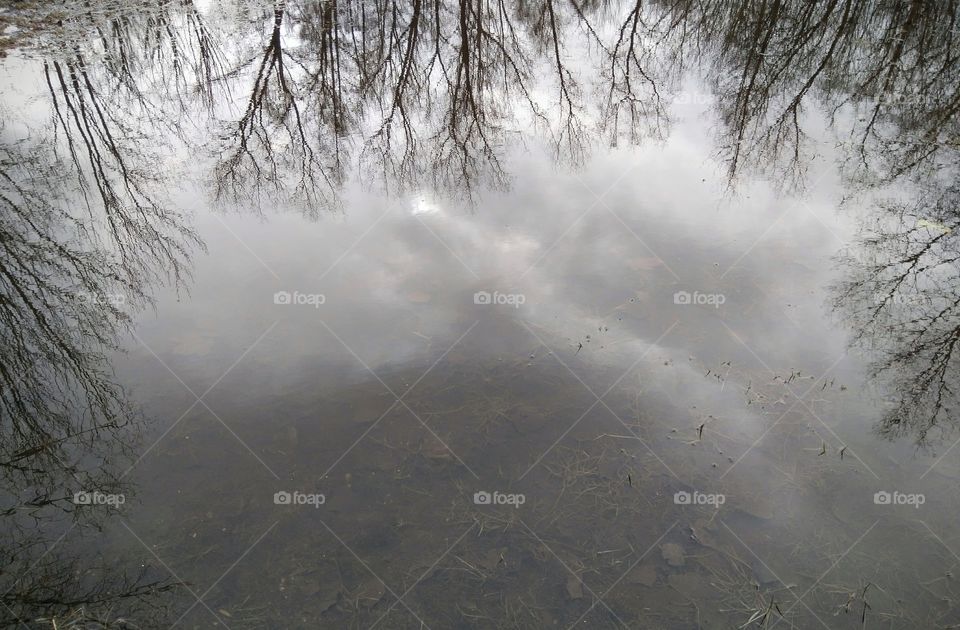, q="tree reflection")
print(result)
[1,2,208,623]
[644,0,960,445]
[215,3,343,214]
[2,0,960,623]
[0,133,186,626]
[833,184,960,449]
[642,0,960,189]
[204,0,960,204]
[8,0,960,203]
[214,0,603,209]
